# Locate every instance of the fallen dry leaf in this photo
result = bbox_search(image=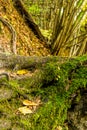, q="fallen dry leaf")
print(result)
[18,106,33,115]
[56,126,62,130]
[23,100,38,106]
[17,69,28,75]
